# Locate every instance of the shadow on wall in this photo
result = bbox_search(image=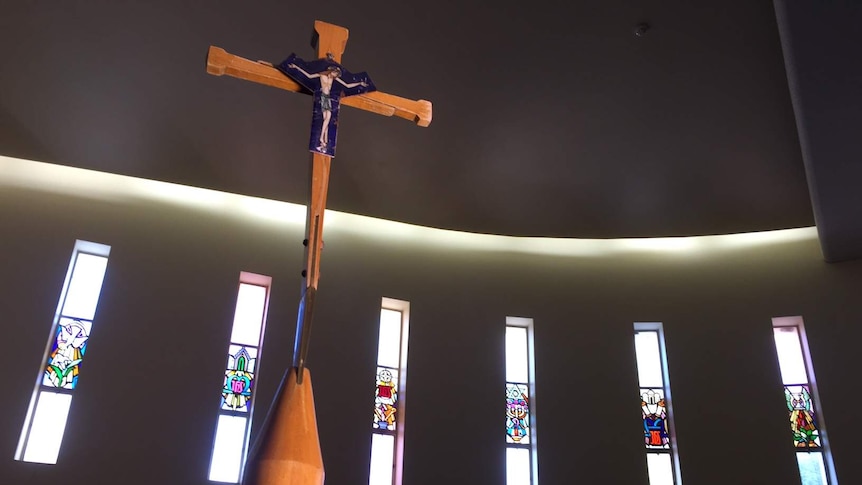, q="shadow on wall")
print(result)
[0,106,56,164]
